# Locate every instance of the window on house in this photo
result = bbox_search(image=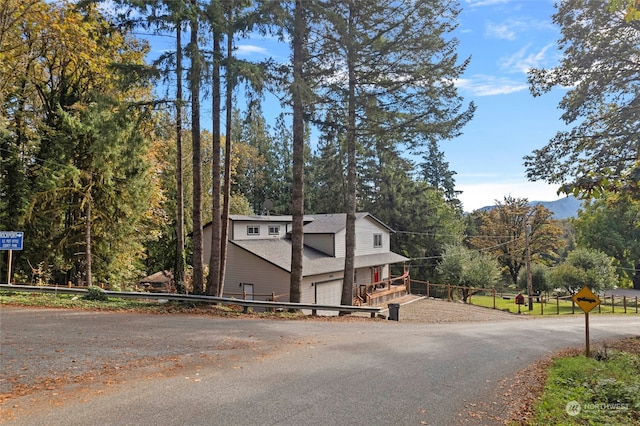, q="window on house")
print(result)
[268,225,280,235]
[373,233,383,248]
[247,226,260,235]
